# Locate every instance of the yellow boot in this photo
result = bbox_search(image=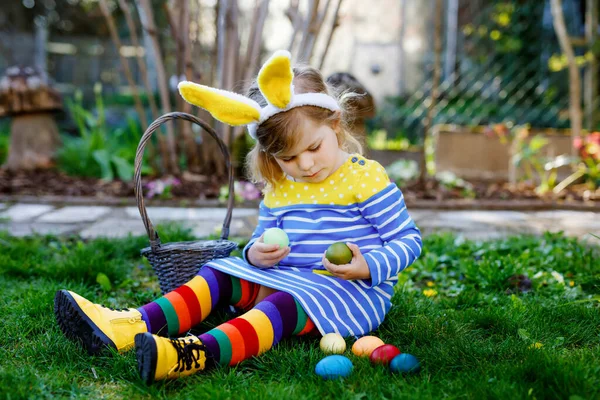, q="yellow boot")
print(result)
[135,332,207,385]
[54,290,147,355]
